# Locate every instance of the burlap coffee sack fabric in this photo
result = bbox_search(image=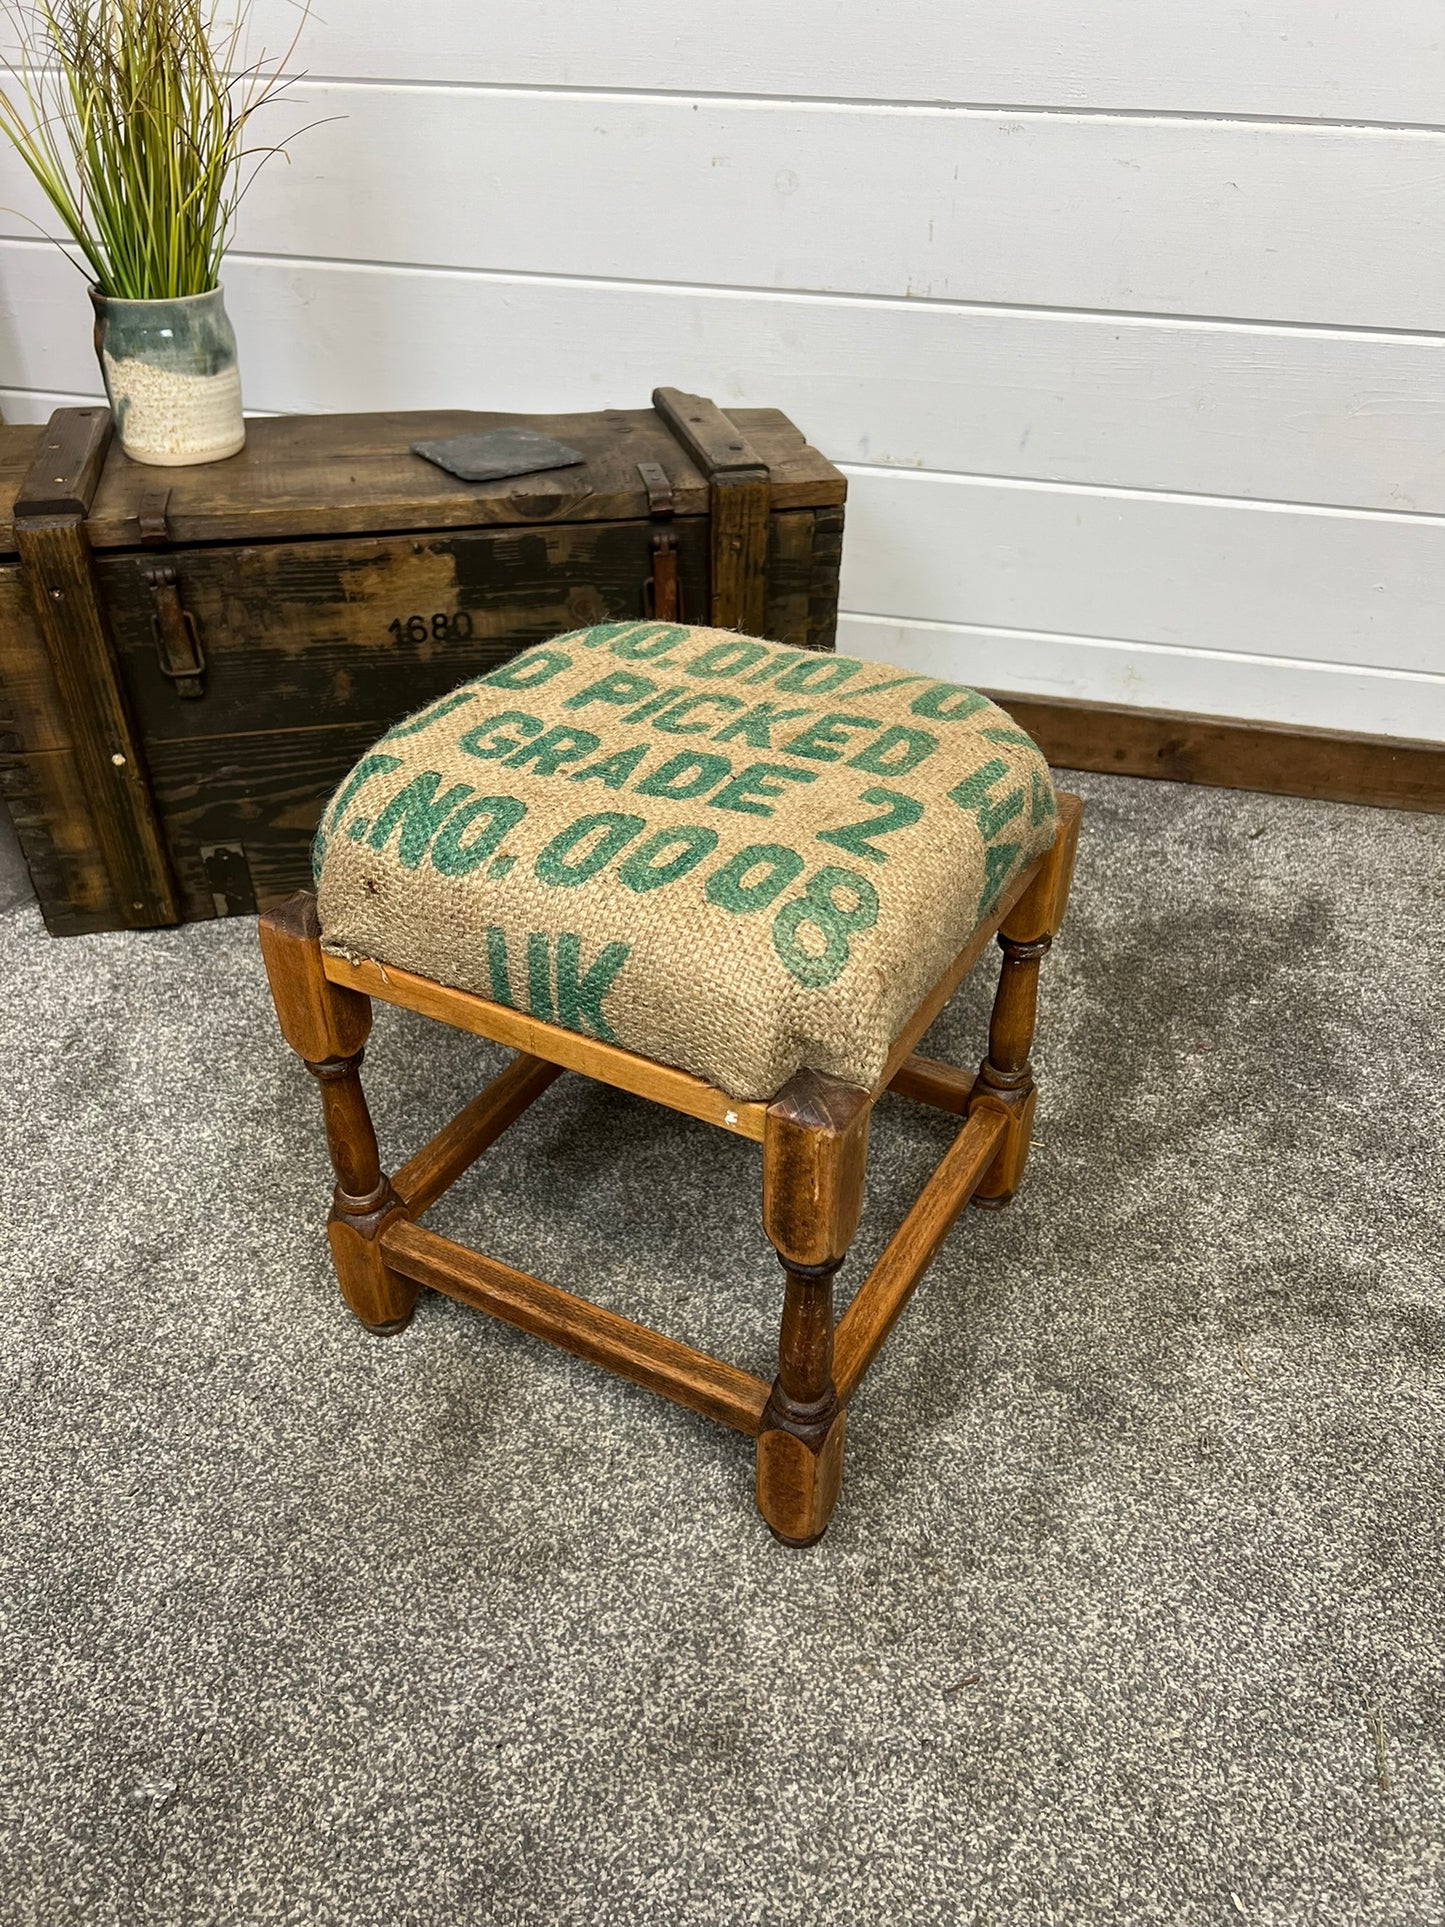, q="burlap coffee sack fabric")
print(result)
[315,624,1057,1100]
